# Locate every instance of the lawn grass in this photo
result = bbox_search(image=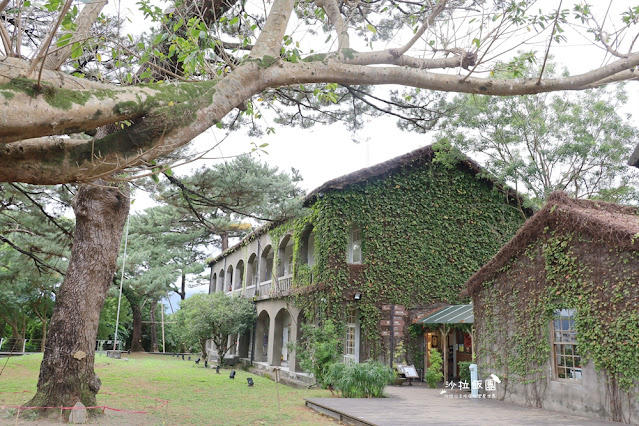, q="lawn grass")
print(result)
[0,353,335,425]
